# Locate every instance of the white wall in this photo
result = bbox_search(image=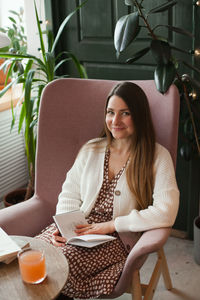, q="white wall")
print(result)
[24,0,47,57]
[0,0,24,27]
[0,0,47,57]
